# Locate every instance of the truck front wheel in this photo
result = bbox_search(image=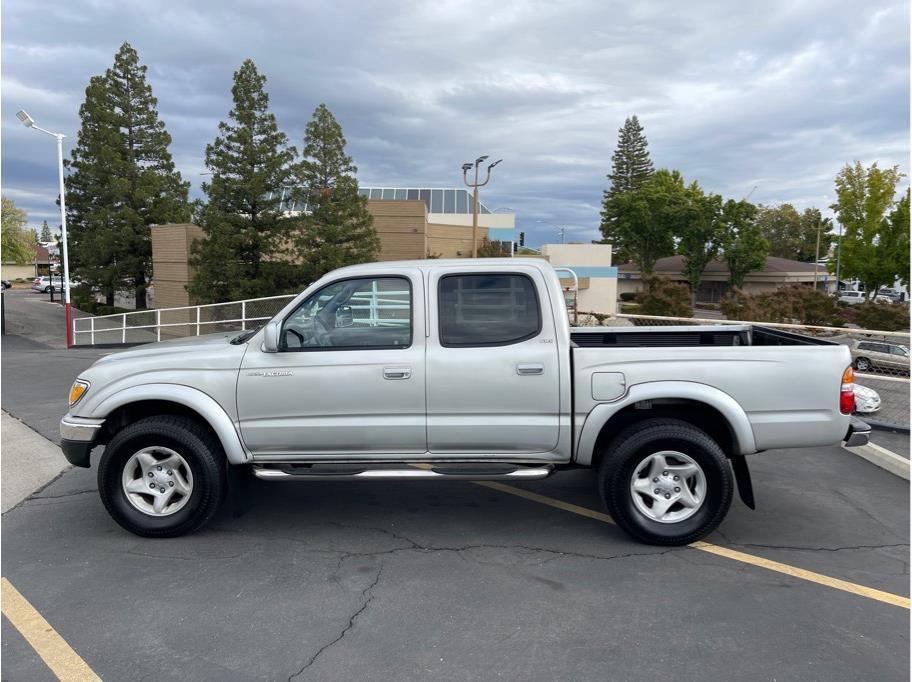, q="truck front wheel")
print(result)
[598,418,733,546]
[98,415,226,537]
